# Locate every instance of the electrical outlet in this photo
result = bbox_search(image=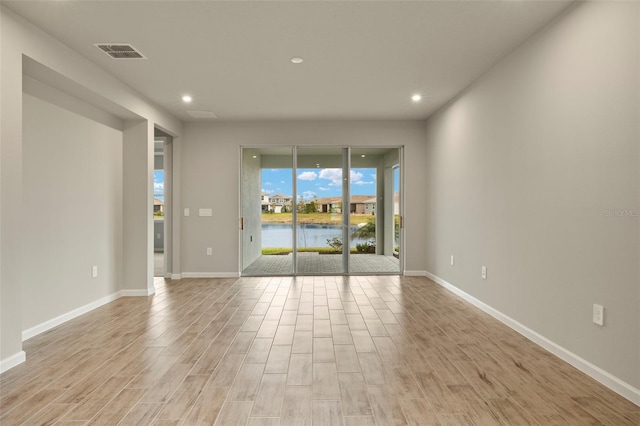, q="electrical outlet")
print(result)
[450,255,454,266]
[593,304,604,326]
[92,265,98,278]
[206,247,212,256]
[481,266,487,279]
